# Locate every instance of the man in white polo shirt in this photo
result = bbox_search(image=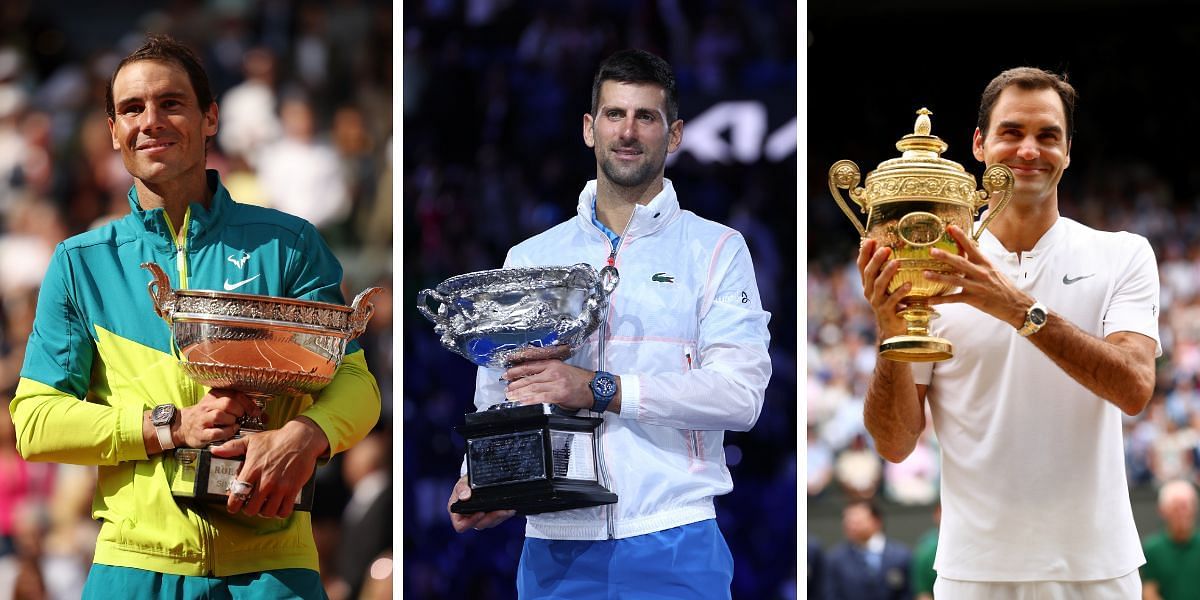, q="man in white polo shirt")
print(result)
[857,67,1160,598]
